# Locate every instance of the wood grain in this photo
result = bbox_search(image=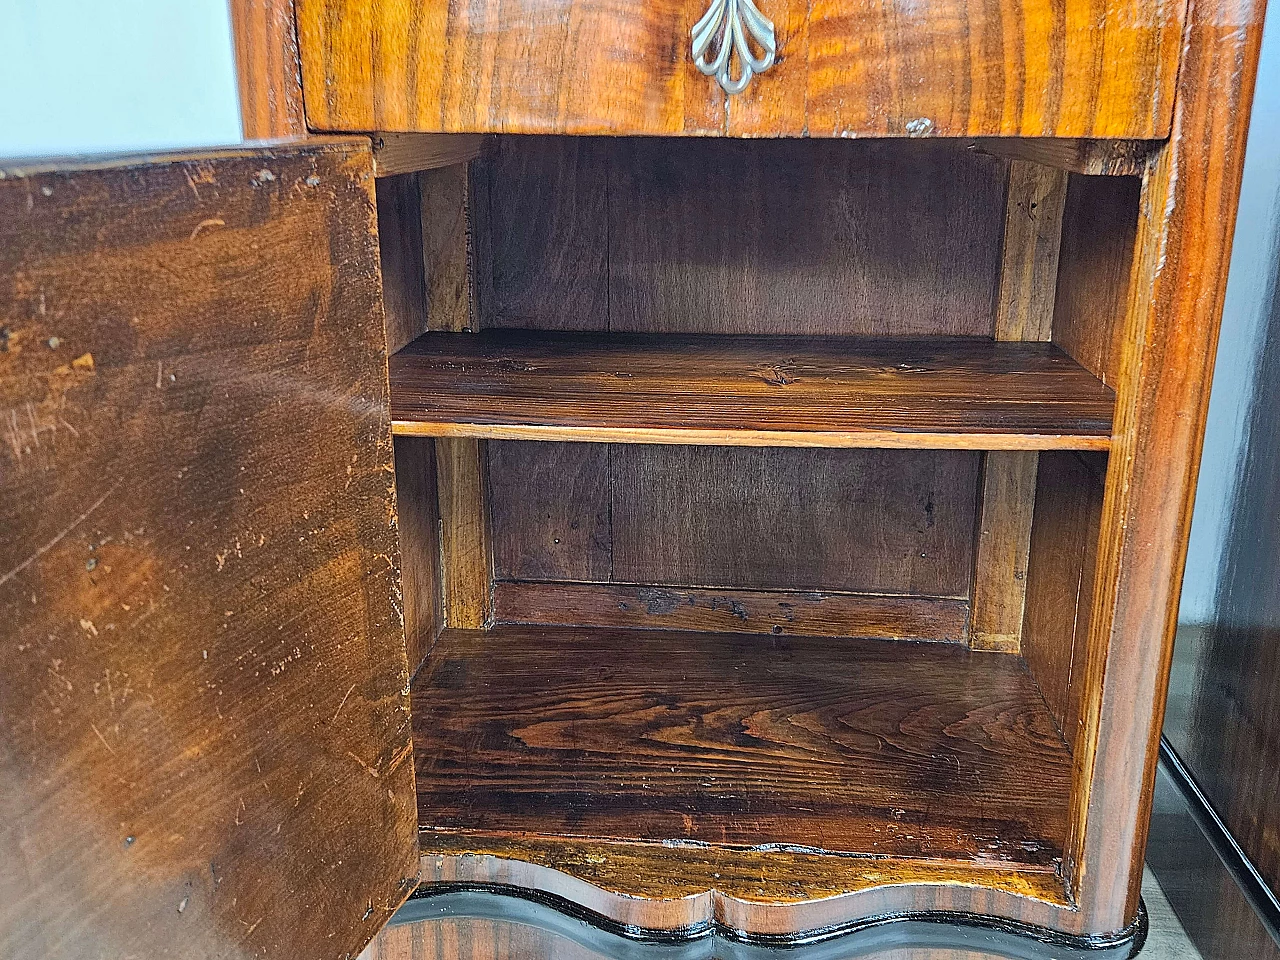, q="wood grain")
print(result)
[972,161,1070,653]
[609,445,979,597]
[391,331,1115,449]
[492,581,971,643]
[414,626,1073,872]
[971,140,1156,177]
[373,133,483,177]
[229,0,307,138]
[1021,452,1105,746]
[1066,0,1267,931]
[487,442,612,583]
[394,437,442,678]
[475,138,1006,338]
[1052,175,1142,388]
[376,173,429,353]
[297,0,1182,138]
[486,442,976,600]
[0,142,418,960]
[435,438,491,629]
[972,452,1041,653]
[421,164,472,334]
